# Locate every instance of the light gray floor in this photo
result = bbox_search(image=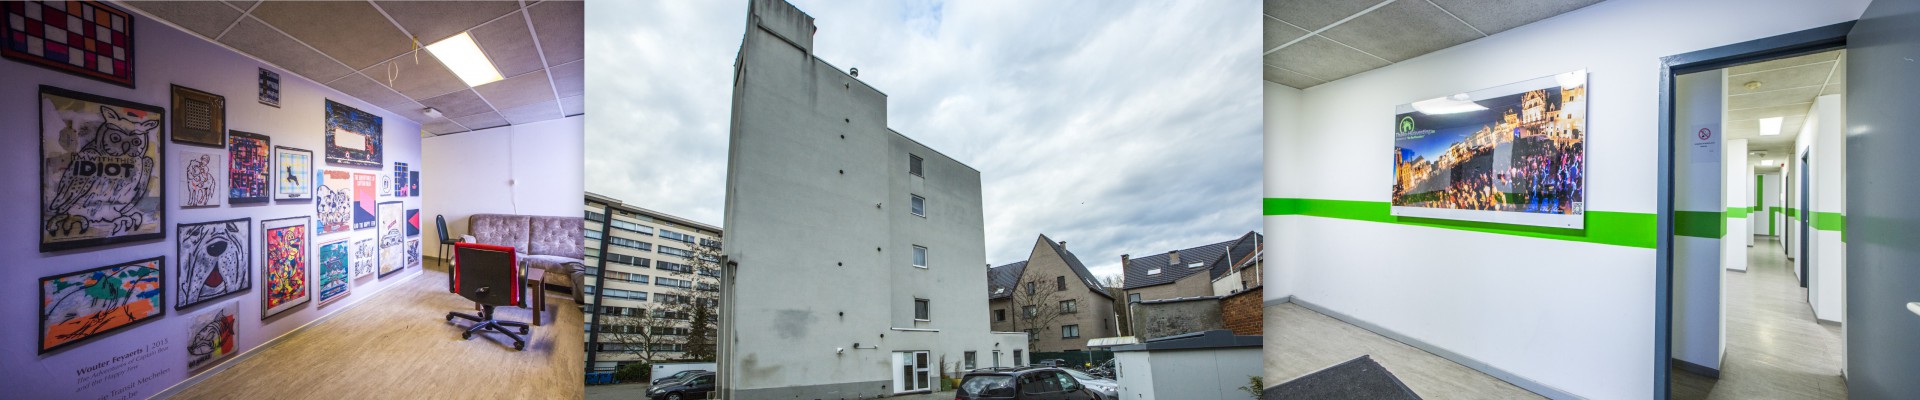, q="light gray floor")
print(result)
[584,382,649,400]
[1671,237,1846,400]
[1265,302,1543,399]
